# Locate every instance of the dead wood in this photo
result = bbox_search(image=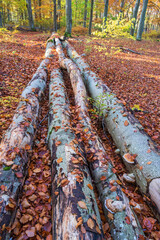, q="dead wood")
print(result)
[55,38,144,240]
[63,40,160,220]
[48,69,103,239]
[0,41,54,238]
